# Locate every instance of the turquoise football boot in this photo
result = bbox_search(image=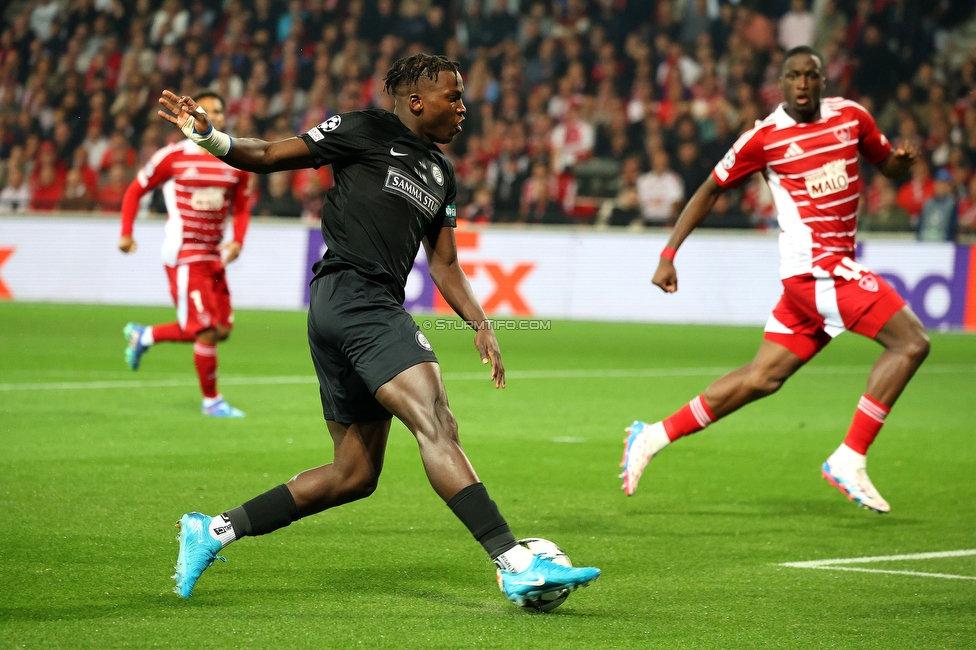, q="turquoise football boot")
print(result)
[497,555,600,607]
[173,512,225,598]
[123,323,149,370]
